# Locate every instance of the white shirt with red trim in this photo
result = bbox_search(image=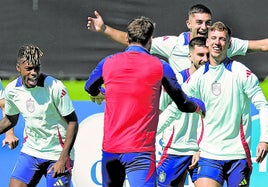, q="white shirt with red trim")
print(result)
[4,75,75,160]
